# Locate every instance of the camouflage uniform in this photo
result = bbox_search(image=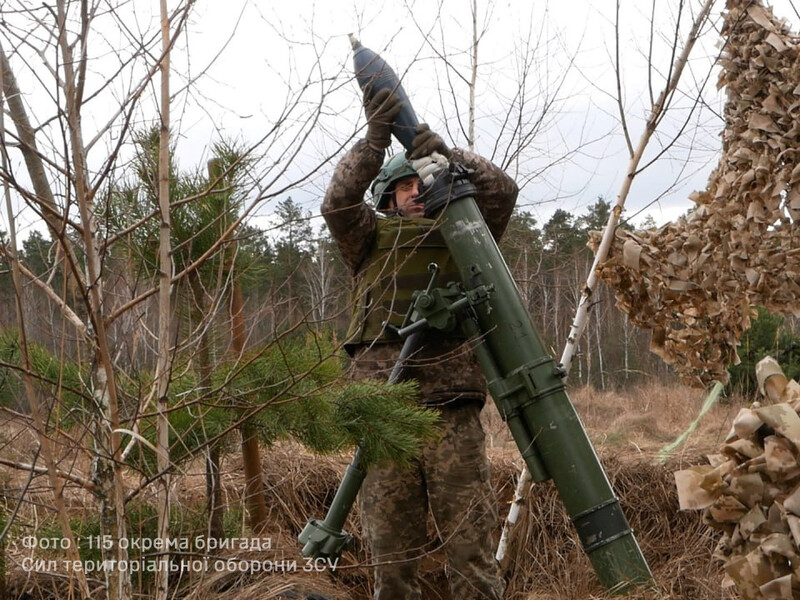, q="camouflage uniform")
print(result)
[322,138,517,599]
